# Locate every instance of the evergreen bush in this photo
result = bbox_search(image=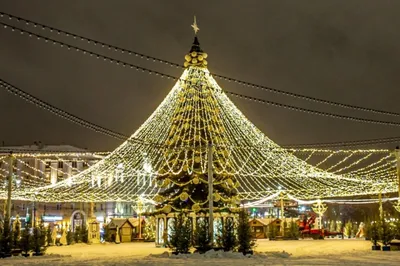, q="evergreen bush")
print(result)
[370,222,380,247]
[268,223,278,240]
[380,219,394,246]
[46,227,52,246]
[32,226,45,256]
[220,217,237,251]
[143,217,156,241]
[237,208,255,253]
[0,218,12,256]
[74,226,81,243]
[364,221,371,240]
[194,218,211,253]
[19,227,32,256]
[167,213,192,254]
[344,221,353,238]
[81,224,88,243]
[286,220,300,240]
[66,229,73,245]
[12,220,20,249]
